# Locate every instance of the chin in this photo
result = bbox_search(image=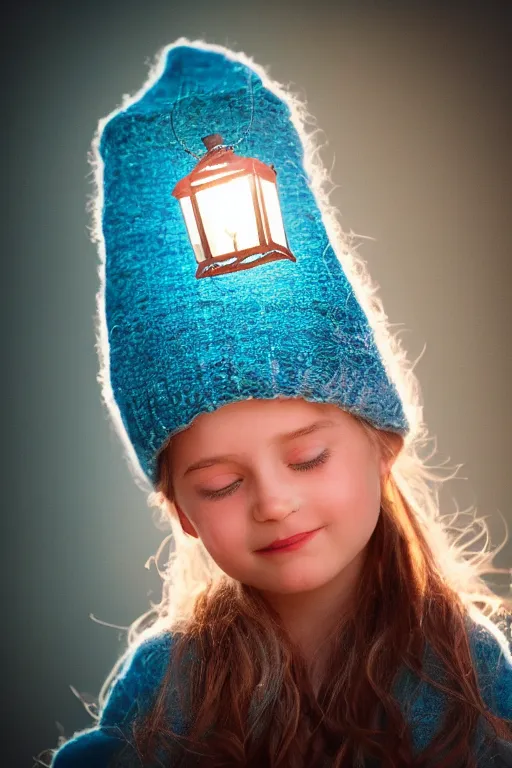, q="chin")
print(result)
[258,569,332,595]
